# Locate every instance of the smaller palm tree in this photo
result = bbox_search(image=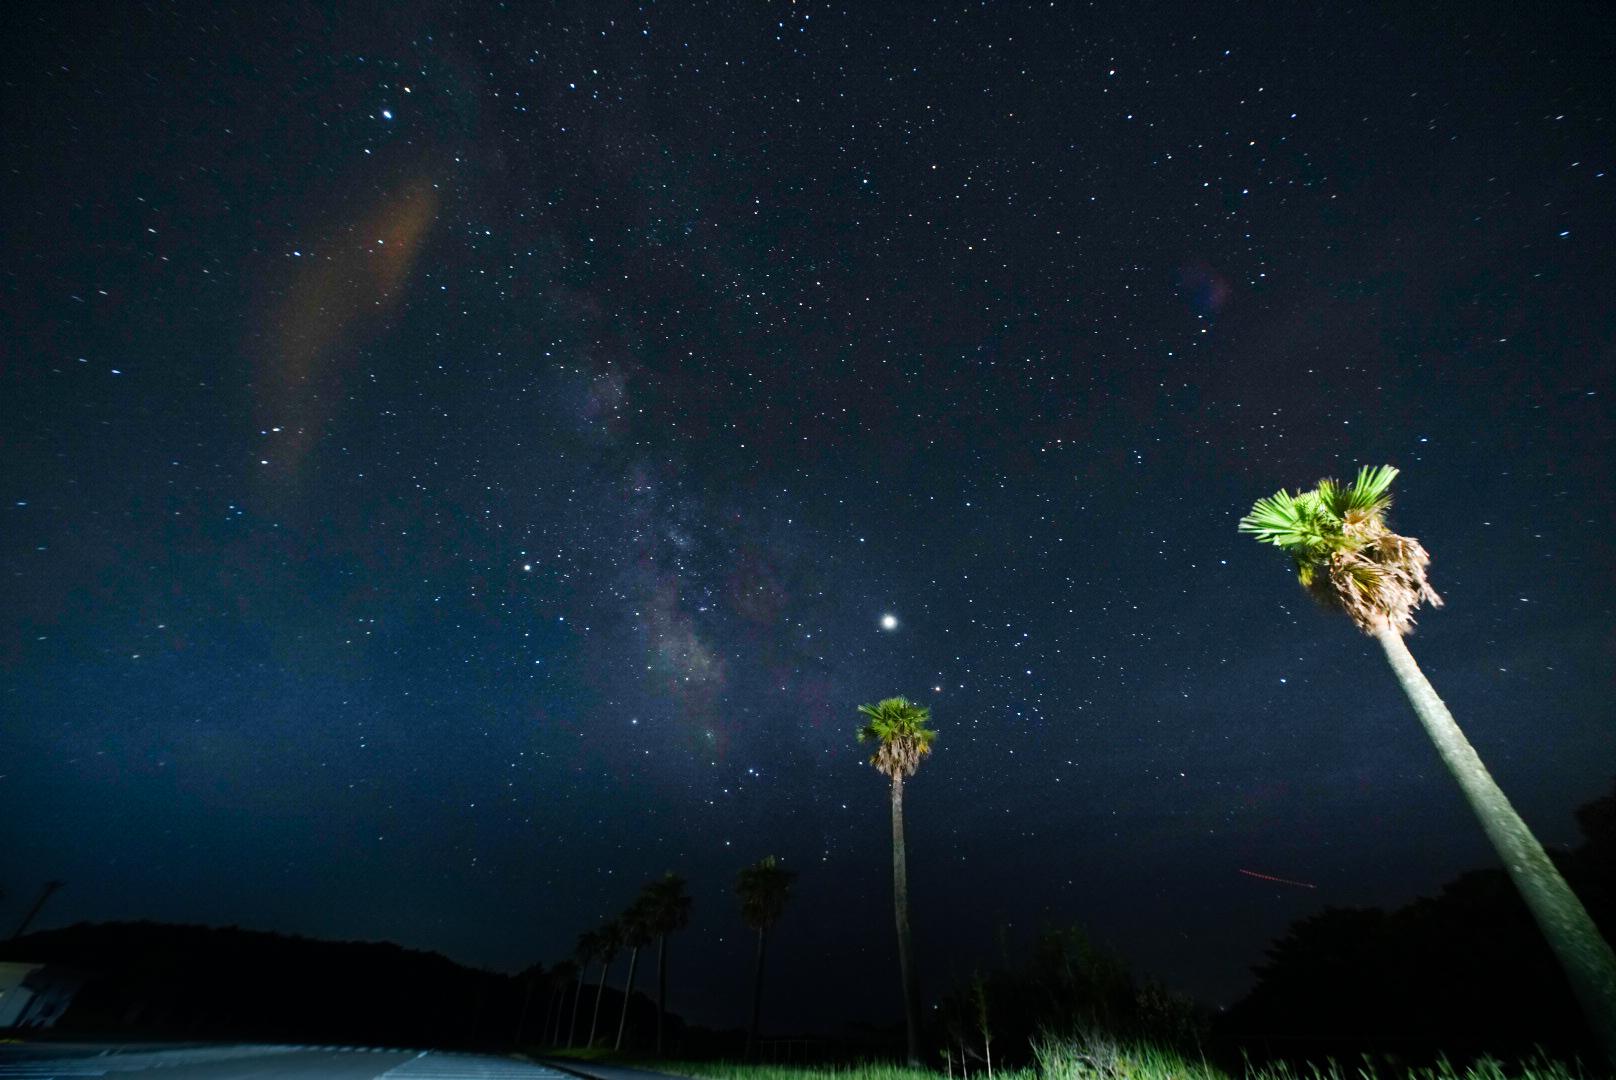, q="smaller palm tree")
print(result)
[643,872,693,1054]
[545,960,578,1046]
[586,918,623,1048]
[615,895,656,1050]
[735,855,797,1058]
[566,930,601,1048]
[857,696,938,1066]
[513,961,544,1045]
